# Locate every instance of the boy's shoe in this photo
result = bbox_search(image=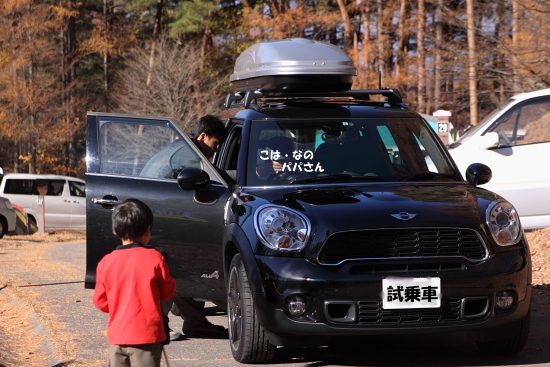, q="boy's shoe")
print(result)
[169,329,185,341]
[182,319,226,336]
